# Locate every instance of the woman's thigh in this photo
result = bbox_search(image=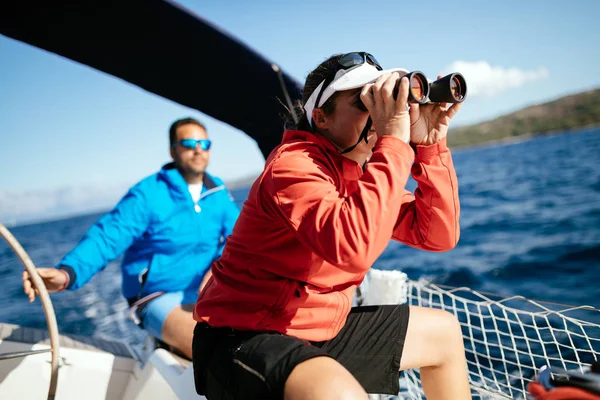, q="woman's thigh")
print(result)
[192,323,330,400]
